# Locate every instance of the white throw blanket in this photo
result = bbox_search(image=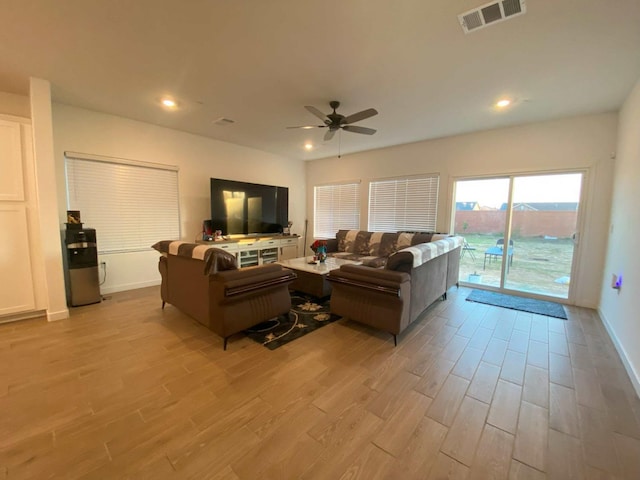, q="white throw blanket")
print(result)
[400,236,464,267]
